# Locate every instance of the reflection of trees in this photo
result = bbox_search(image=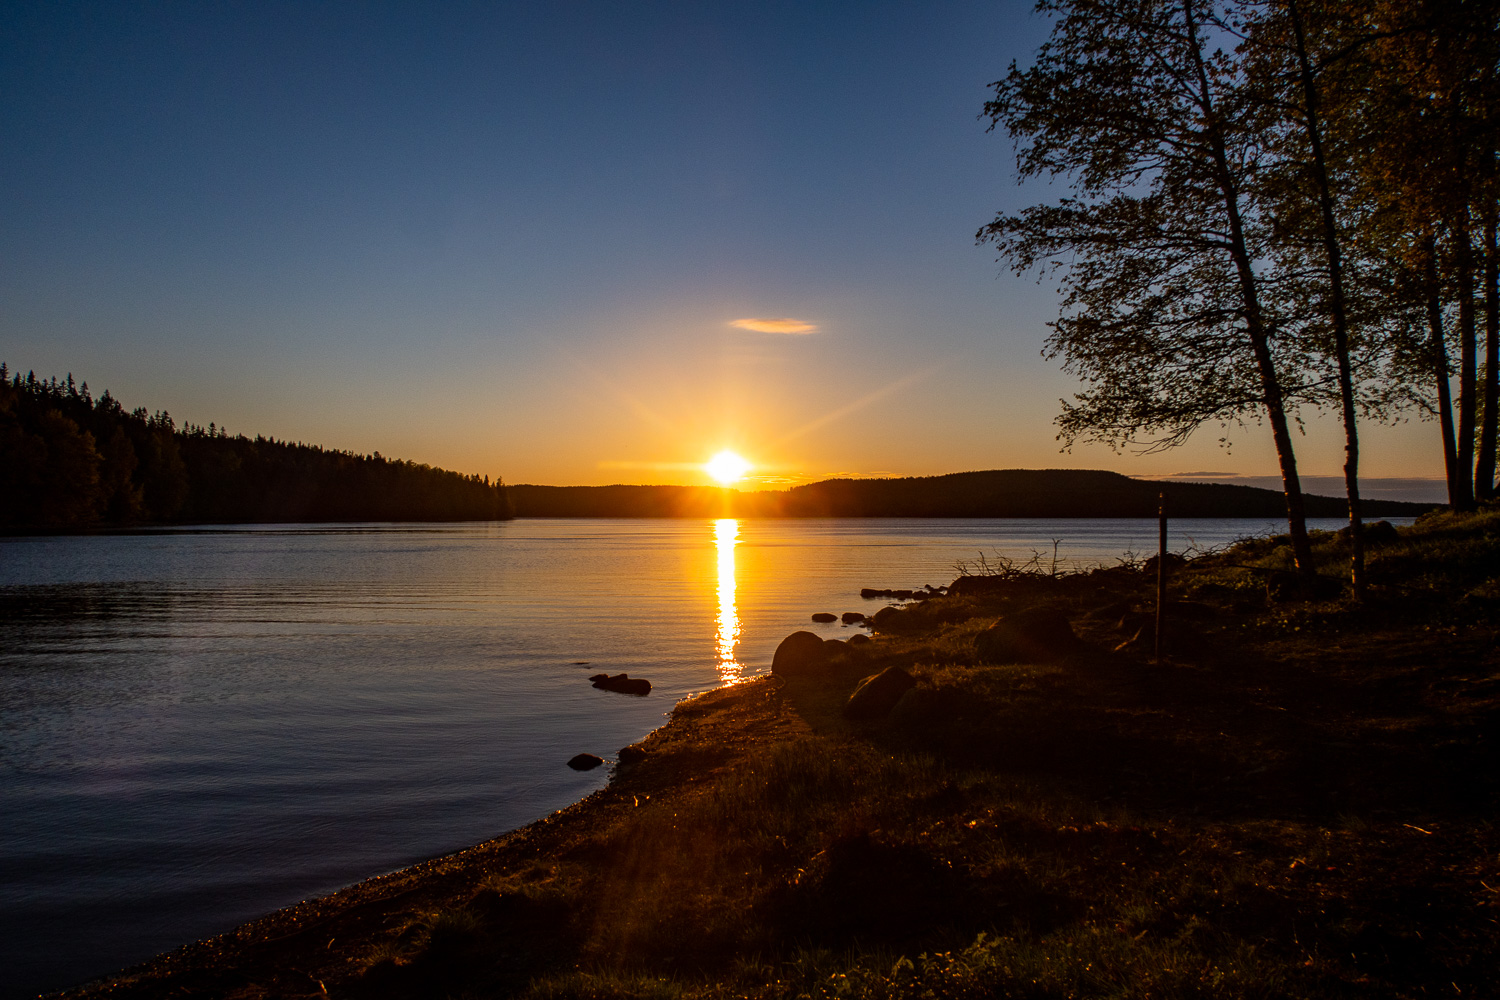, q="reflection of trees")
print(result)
[0,367,512,528]
[0,583,193,637]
